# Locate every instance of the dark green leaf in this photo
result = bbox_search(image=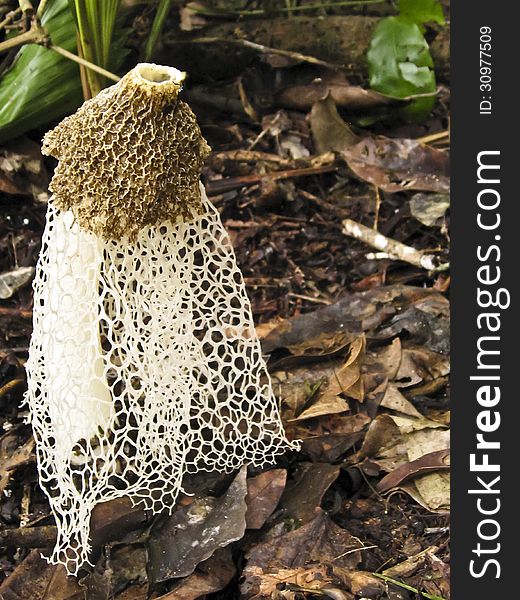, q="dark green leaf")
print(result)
[367,16,436,122]
[398,0,445,26]
[0,0,82,143]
